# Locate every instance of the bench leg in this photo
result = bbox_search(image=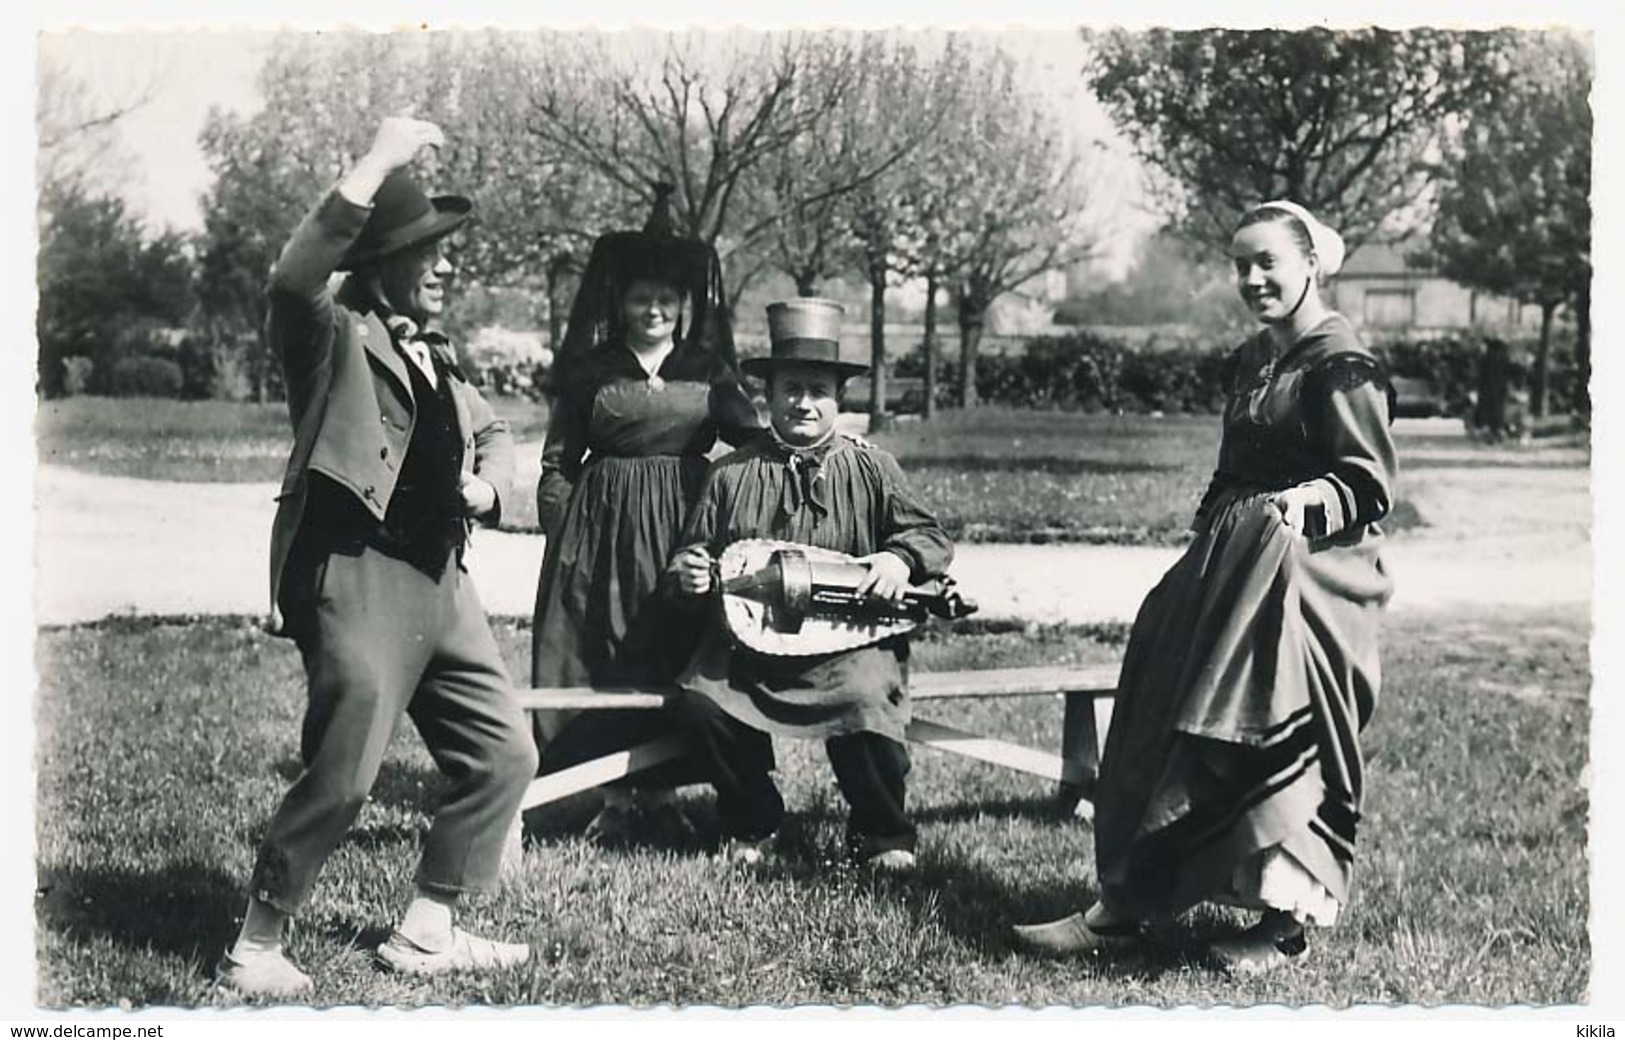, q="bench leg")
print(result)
[1057,691,1103,819]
